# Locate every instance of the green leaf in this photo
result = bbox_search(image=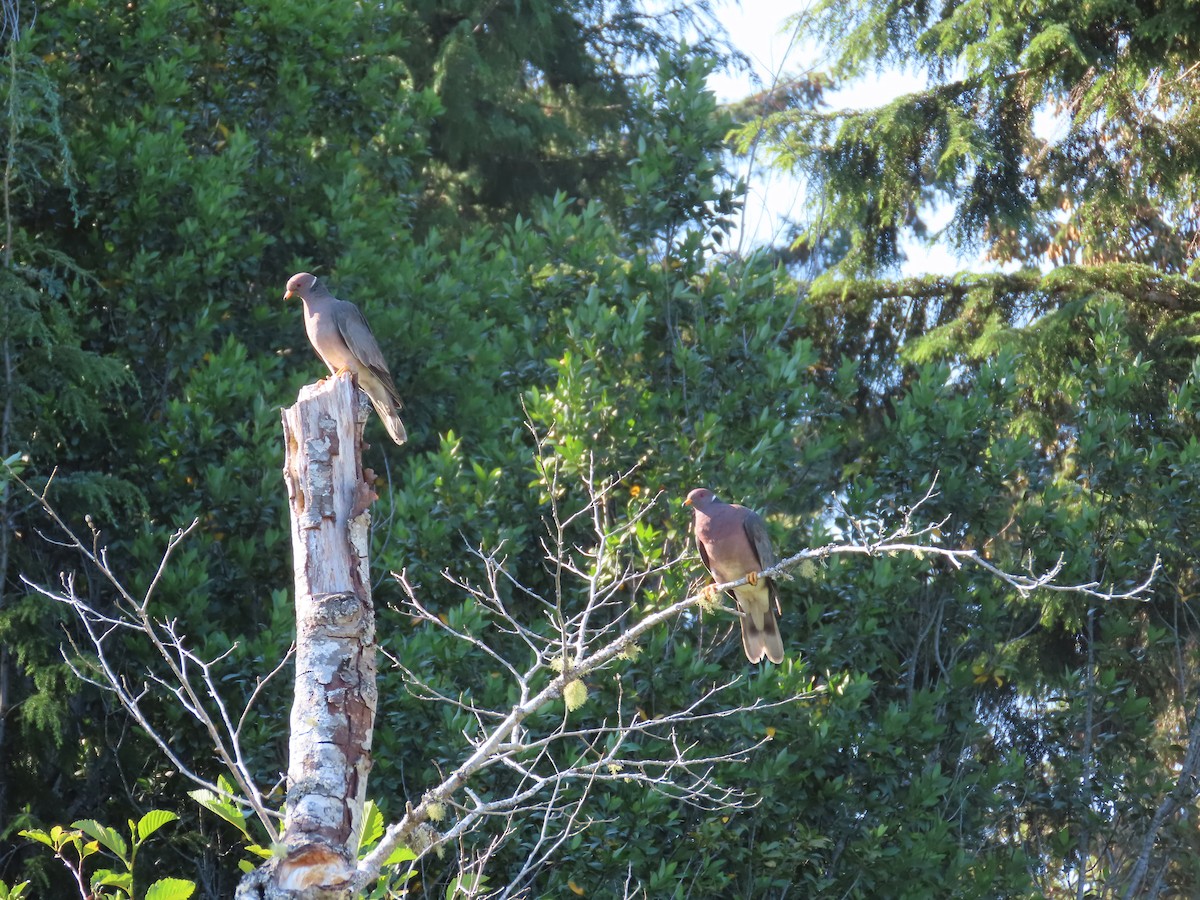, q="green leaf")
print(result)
[136,810,180,842]
[357,800,384,856]
[383,844,418,867]
[246,844,275,860]
[73,820,129,863]
[90,868,132,892]
[189,788,249,838]
[145,877,197,900]
[445,873,488,899]
[18,829,55,850]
